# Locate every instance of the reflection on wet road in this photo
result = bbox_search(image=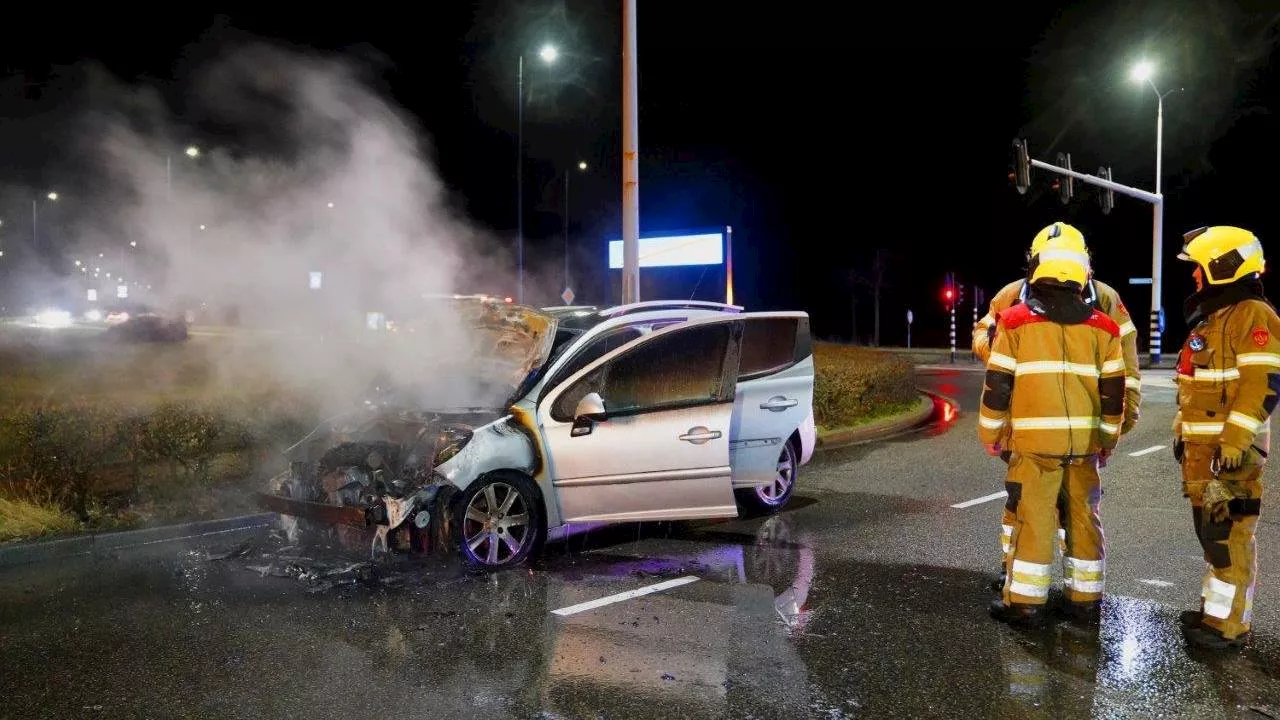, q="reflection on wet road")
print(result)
[2,368,1280,717]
